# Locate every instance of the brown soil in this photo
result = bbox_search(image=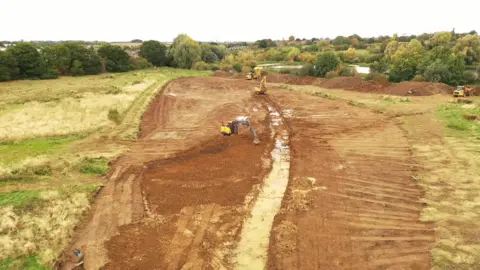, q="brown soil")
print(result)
[60,76,435,270]
[215,71,454,96]
[385,81,454,96]
[266,90,434,269]
[316,77,454,96]
[212,71,322,85]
